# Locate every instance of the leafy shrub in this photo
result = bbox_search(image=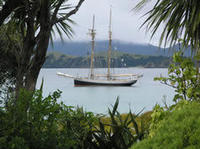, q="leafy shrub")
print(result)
[131,101,200,149]
[85,98,150,149]
[154,52,200,102]
[0,88,97,149]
